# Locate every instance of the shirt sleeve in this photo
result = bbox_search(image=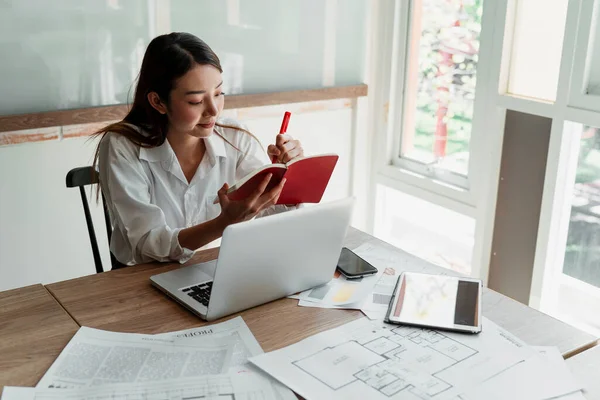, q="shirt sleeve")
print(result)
[233,127,301,217]
[99,135,194,265]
